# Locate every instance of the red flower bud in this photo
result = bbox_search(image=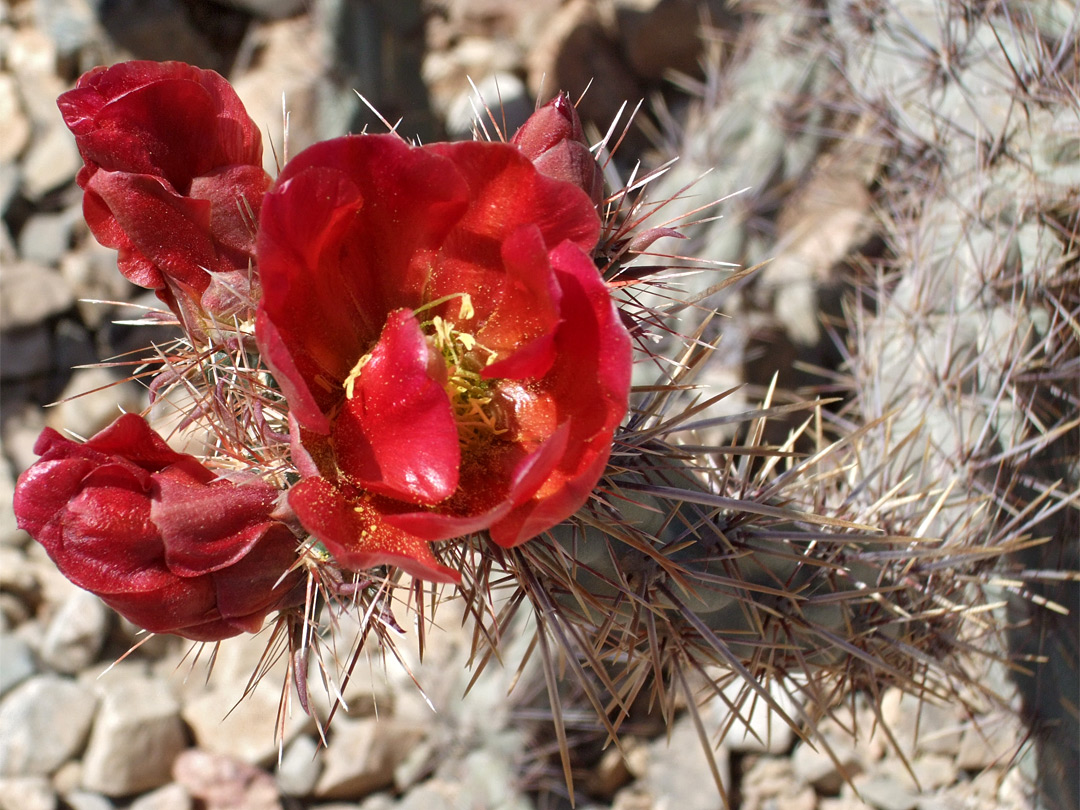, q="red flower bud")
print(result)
[58,61,272,327]
[13,414,302,641]
[511,92,605,206]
